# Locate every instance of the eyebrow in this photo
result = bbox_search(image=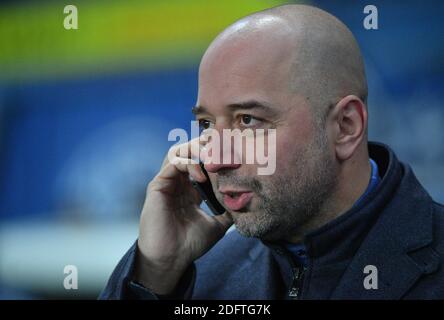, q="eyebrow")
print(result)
[192,100,277,116]
[191,105,208,116]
